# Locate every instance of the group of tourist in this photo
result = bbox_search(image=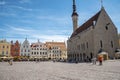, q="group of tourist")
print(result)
[92,56,103,65]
